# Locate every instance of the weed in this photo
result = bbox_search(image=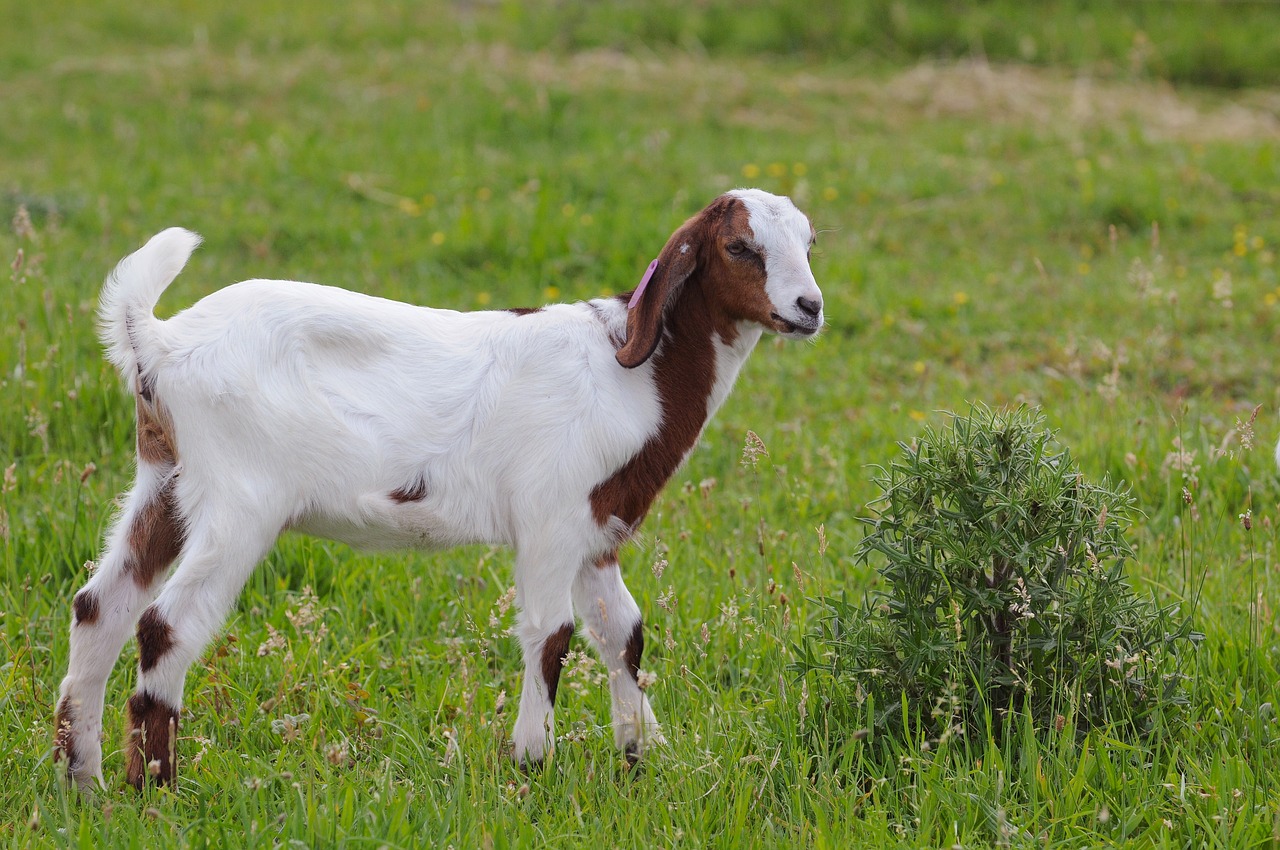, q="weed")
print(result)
[796,405,1196,753]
